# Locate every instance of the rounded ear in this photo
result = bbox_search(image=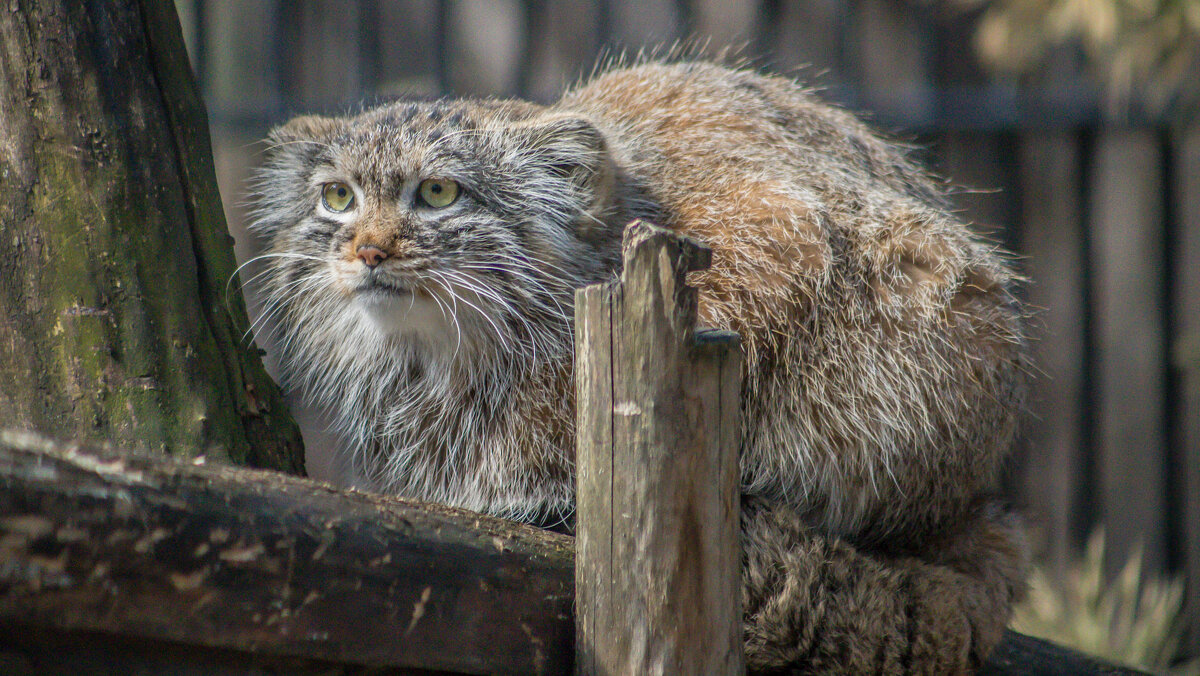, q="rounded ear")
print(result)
[265,115,341,156]
[517,113,609,193]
